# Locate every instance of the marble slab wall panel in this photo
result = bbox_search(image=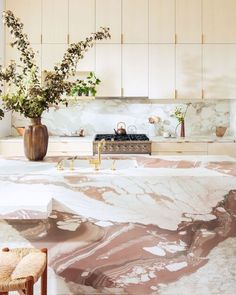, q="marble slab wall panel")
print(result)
[12,99,231,137]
